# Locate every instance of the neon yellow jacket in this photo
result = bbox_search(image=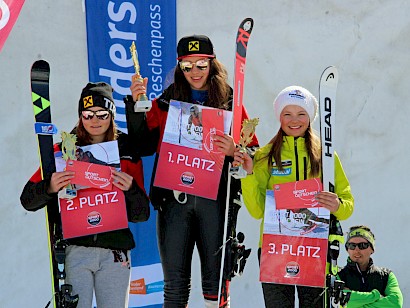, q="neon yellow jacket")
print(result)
[241,136,354,247]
